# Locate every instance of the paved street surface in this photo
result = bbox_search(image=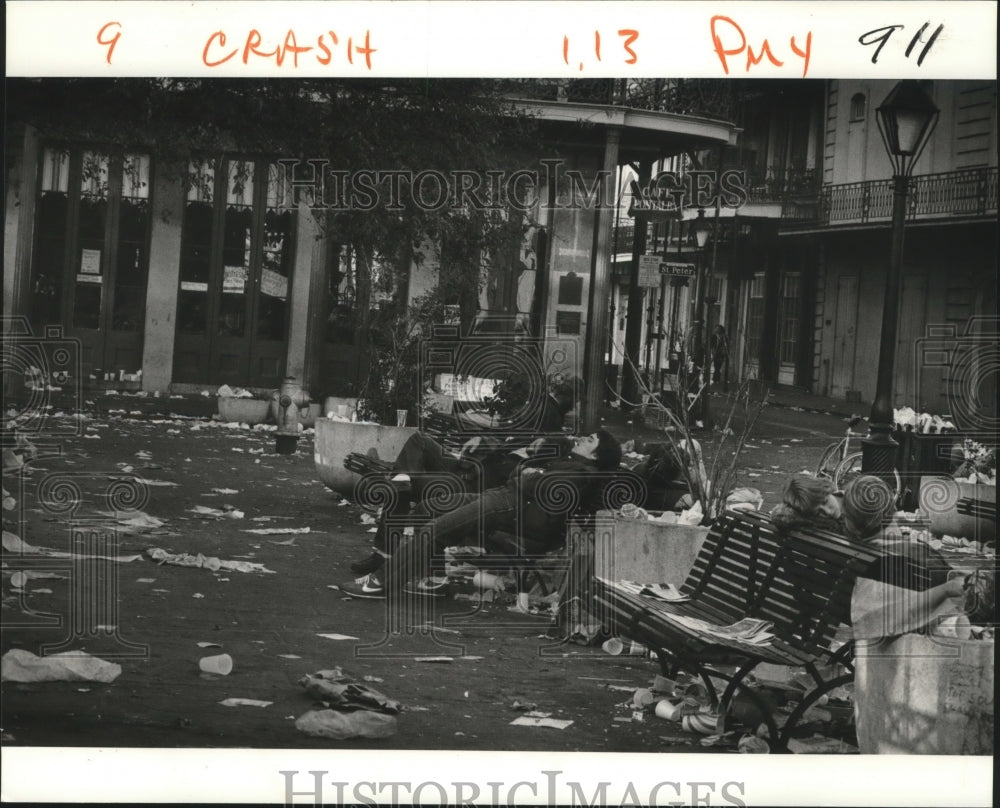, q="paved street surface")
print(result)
[1,389,858,751]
